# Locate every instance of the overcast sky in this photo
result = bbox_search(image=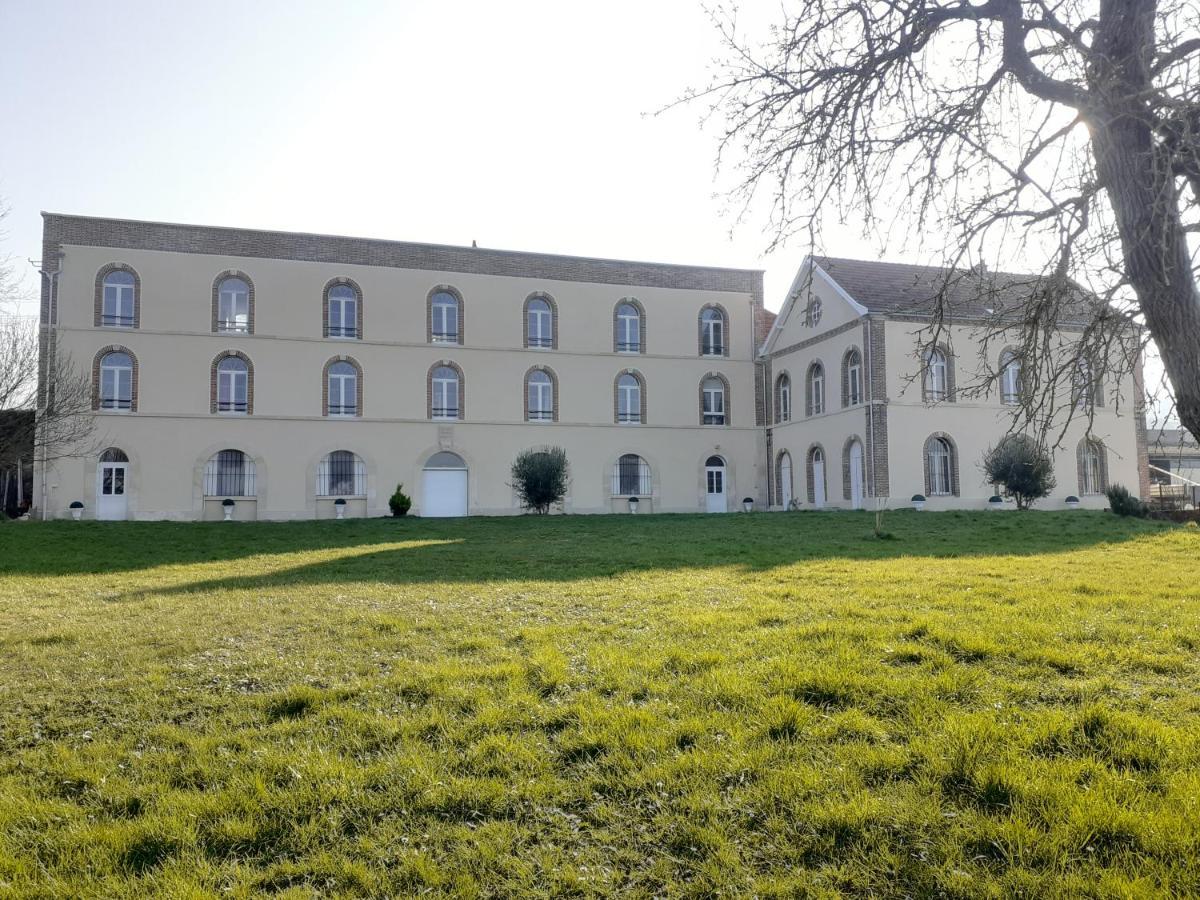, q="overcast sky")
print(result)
[1,0,872,318]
